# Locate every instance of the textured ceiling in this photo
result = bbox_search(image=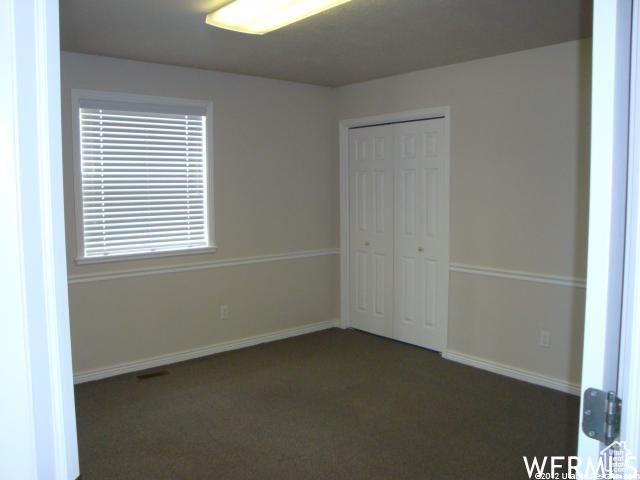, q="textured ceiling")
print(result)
[59,0,592,87]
